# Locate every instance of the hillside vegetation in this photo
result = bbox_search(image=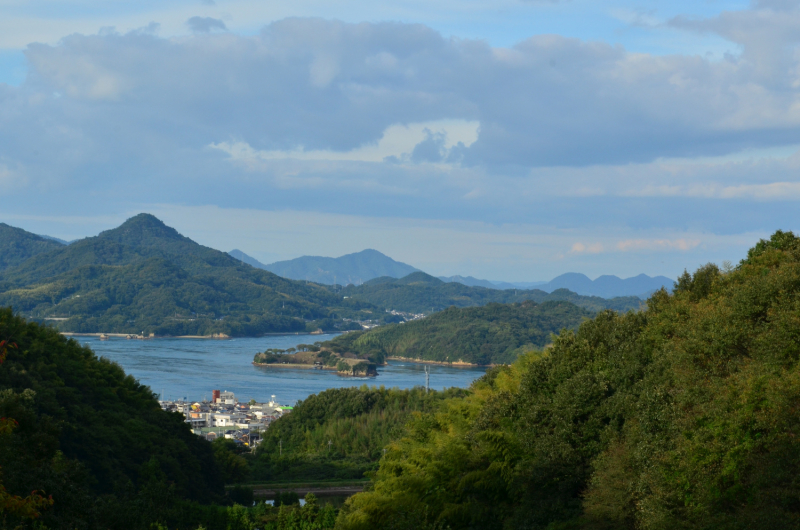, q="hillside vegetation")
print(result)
[0,308,349,529]
[0,215,636,337]
[325,300,593,365]
[250,386,467,483]
[0,308,227,528]
[0,223,63,272]
[337,230,800,529]
[341,272,643,314]
[0,215,370,335]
